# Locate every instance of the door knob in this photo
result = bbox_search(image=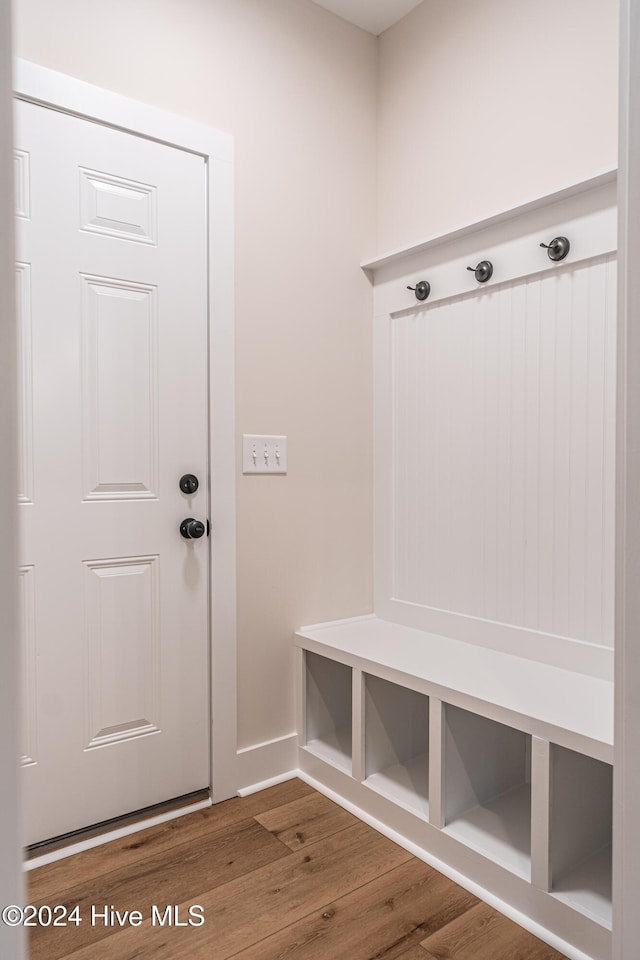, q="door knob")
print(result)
[180,518,206,540]
[179,473,199,495]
